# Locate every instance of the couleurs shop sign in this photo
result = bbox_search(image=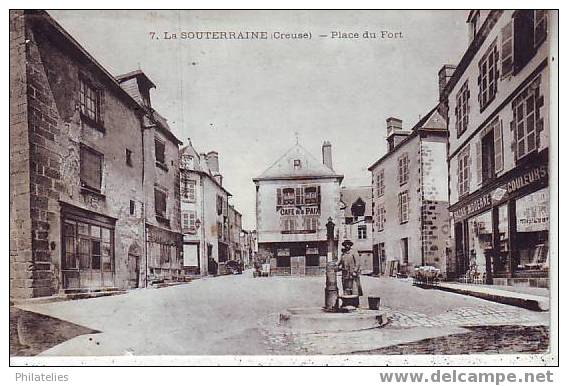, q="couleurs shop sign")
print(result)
[453,162,548,223]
